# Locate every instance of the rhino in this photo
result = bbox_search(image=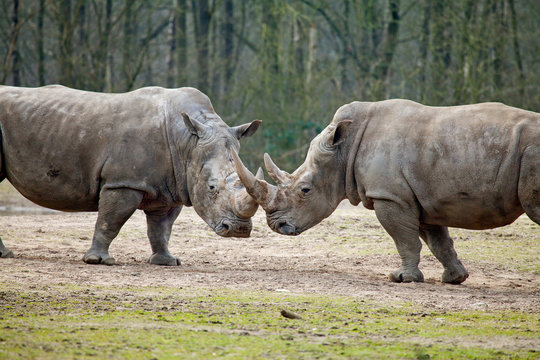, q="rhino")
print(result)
[233,99,540,284]
[0,85,261,265]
